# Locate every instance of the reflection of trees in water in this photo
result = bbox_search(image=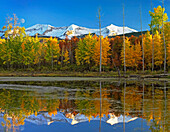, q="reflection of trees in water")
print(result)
[121,86,143,116]
[148,82,169,132]
[0,82,169,131]
[75,86,110,120]
[0,89,60,131]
